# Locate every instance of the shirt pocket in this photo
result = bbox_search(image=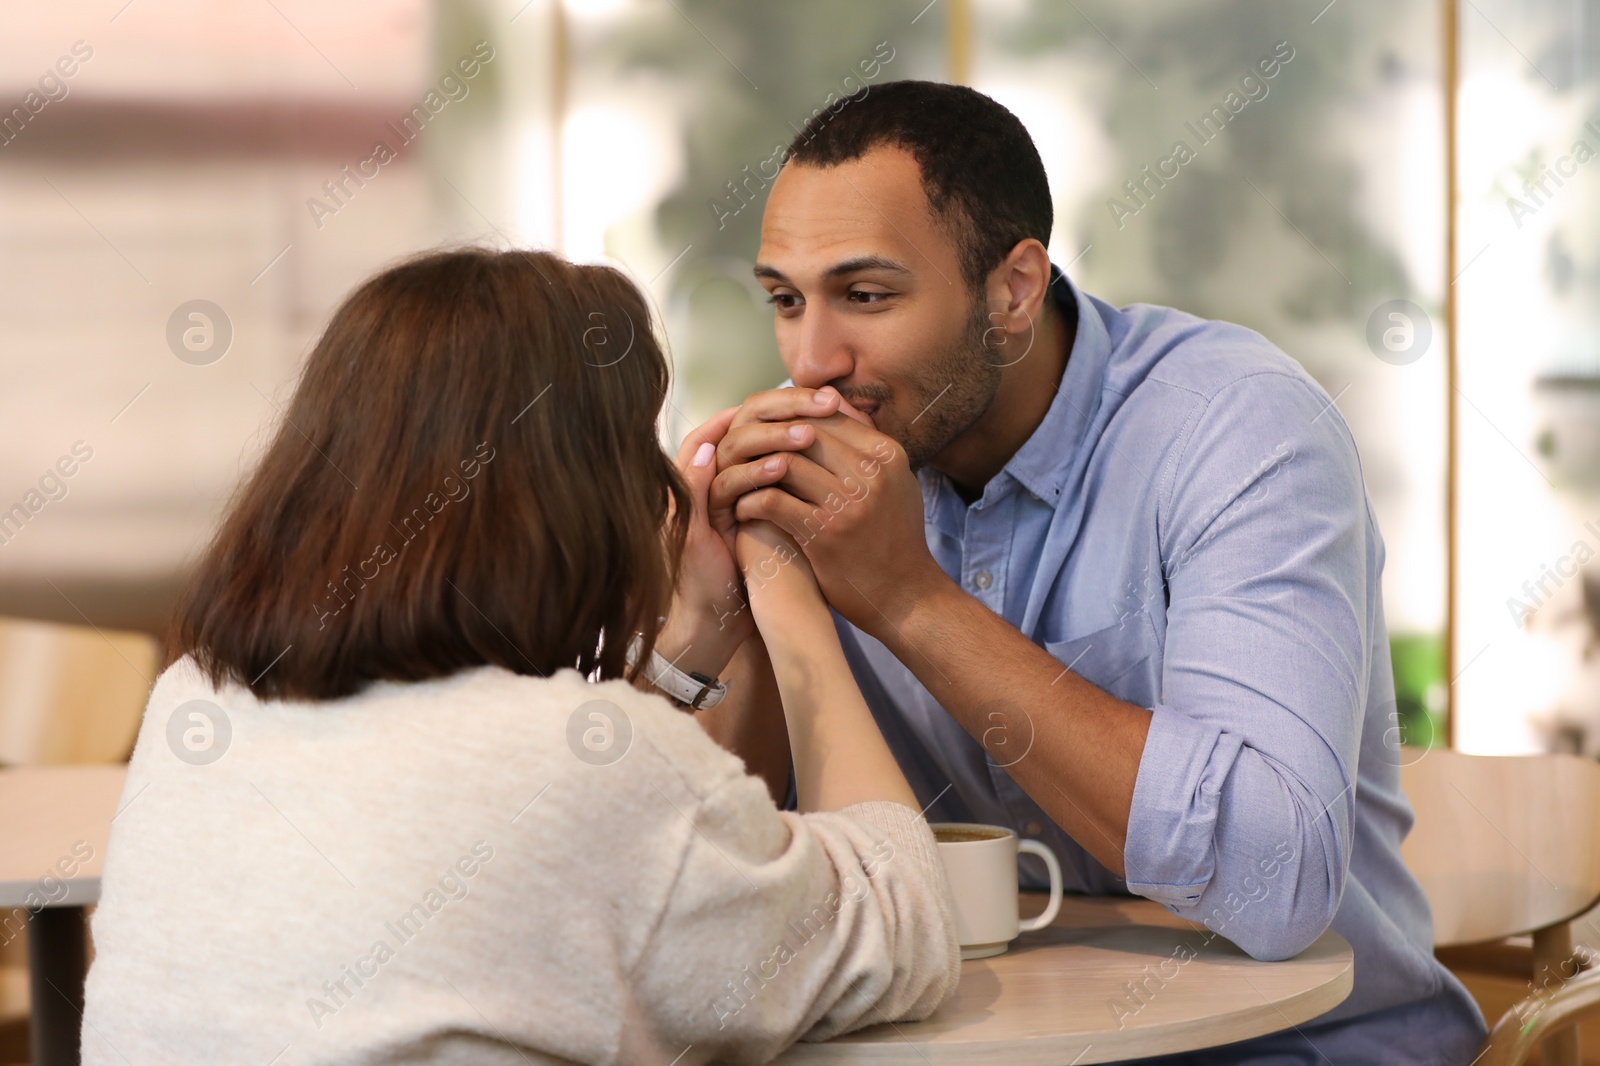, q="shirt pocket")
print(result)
[1043,608,1162,709]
